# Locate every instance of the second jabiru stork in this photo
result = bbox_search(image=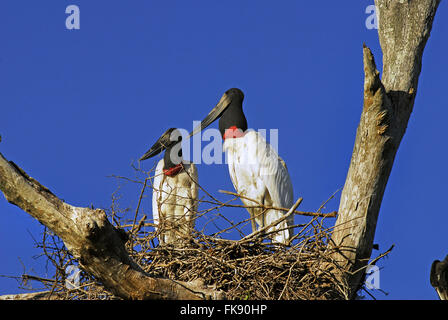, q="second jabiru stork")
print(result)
[190,88,294,245]
[140,128,198,246]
